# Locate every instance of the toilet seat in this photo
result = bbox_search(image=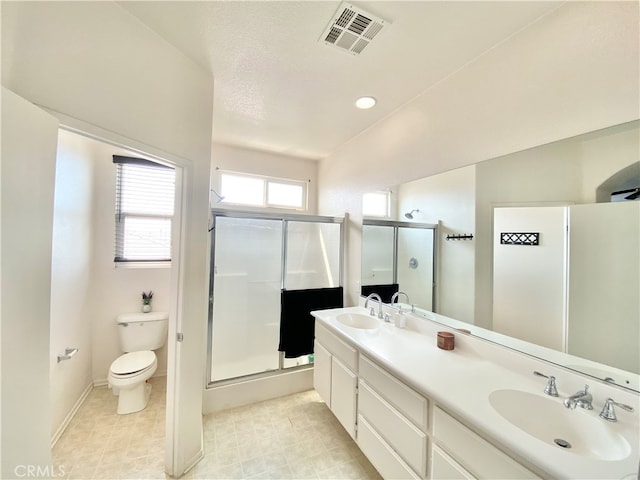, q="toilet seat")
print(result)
[110,351,156,378]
